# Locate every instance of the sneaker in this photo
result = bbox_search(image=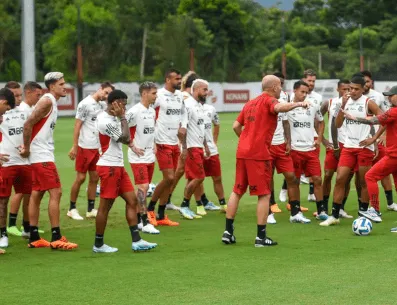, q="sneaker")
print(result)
[137,222,143,231]
[67,209,84,220]
[28,238,51,248]
[165,202,181,211]
[254,236,278,247]
[204,202,221,211]
[21,230,30,239]
[267,213,277,224]
[147,211,158,226]
[142,223,160,234]
[300,175,309,184]
[319,216,340,226]
[196,205,207,216]
[358,207,382,223]
[156,216,179,226]
[179,207,193,220]
[279,189,288,203]
[290,212,311,224]
[287,204,309,212]
[307,194,316,202]
[132,239,157,251]
[86,209,98,218]
[387,203,397,212]
[316,211,329,221]
[271,203,282,213]
[50,236,78,250]
[221,231,236,245]
[339,209,353,218]
[391,227,397,233]
[93,244,118,253]
[0,236,9,248]
[7,226,22,237]
[220,205,227,213]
